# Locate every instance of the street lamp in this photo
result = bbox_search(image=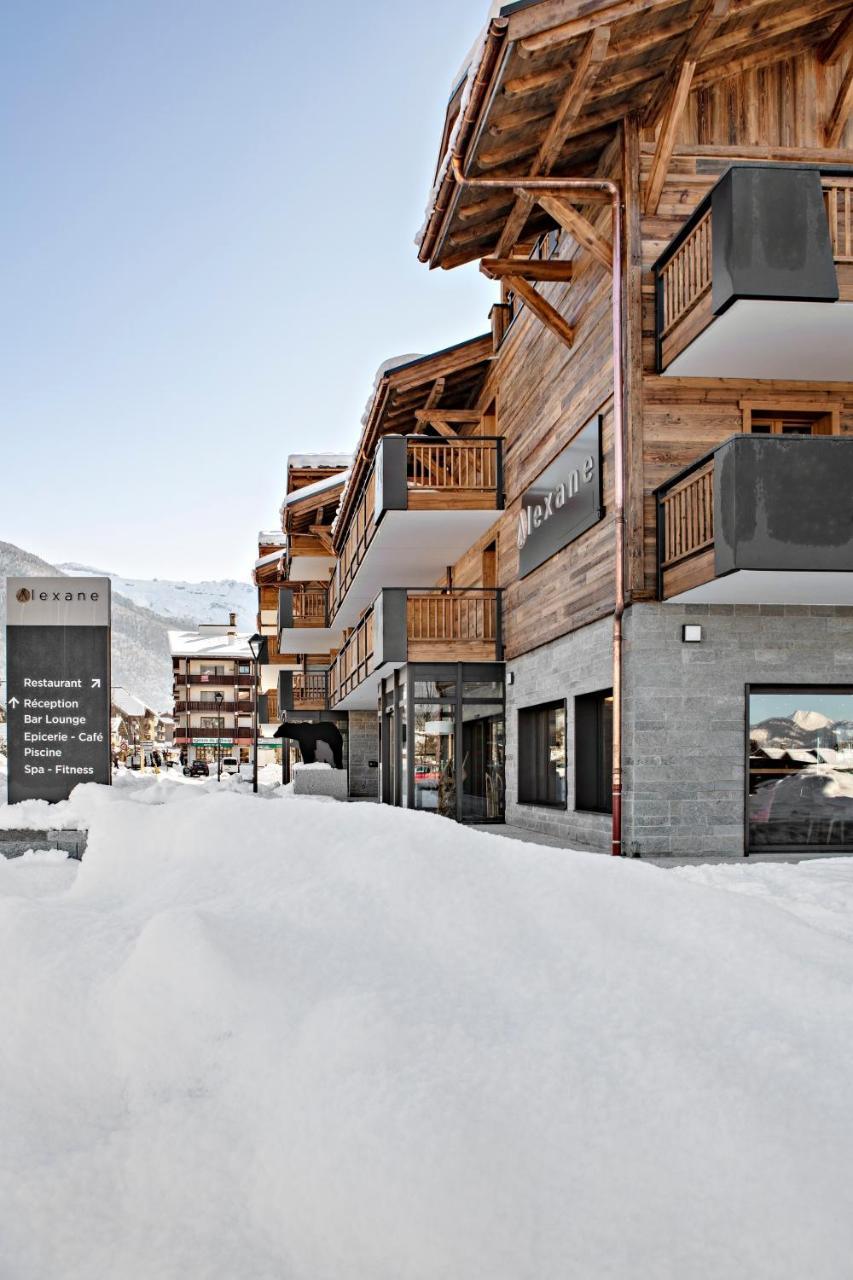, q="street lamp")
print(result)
[213,690,224,782]
[248,633,262,794]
